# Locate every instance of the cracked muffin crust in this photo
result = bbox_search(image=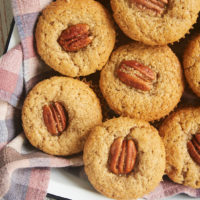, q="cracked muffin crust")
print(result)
[36,0,116,77]
[110,0,200,45]
[183,34,200,98]
[100,43,184,122]
[159,107,200,188]
[22,76,102,156]
[83,117,165,200]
